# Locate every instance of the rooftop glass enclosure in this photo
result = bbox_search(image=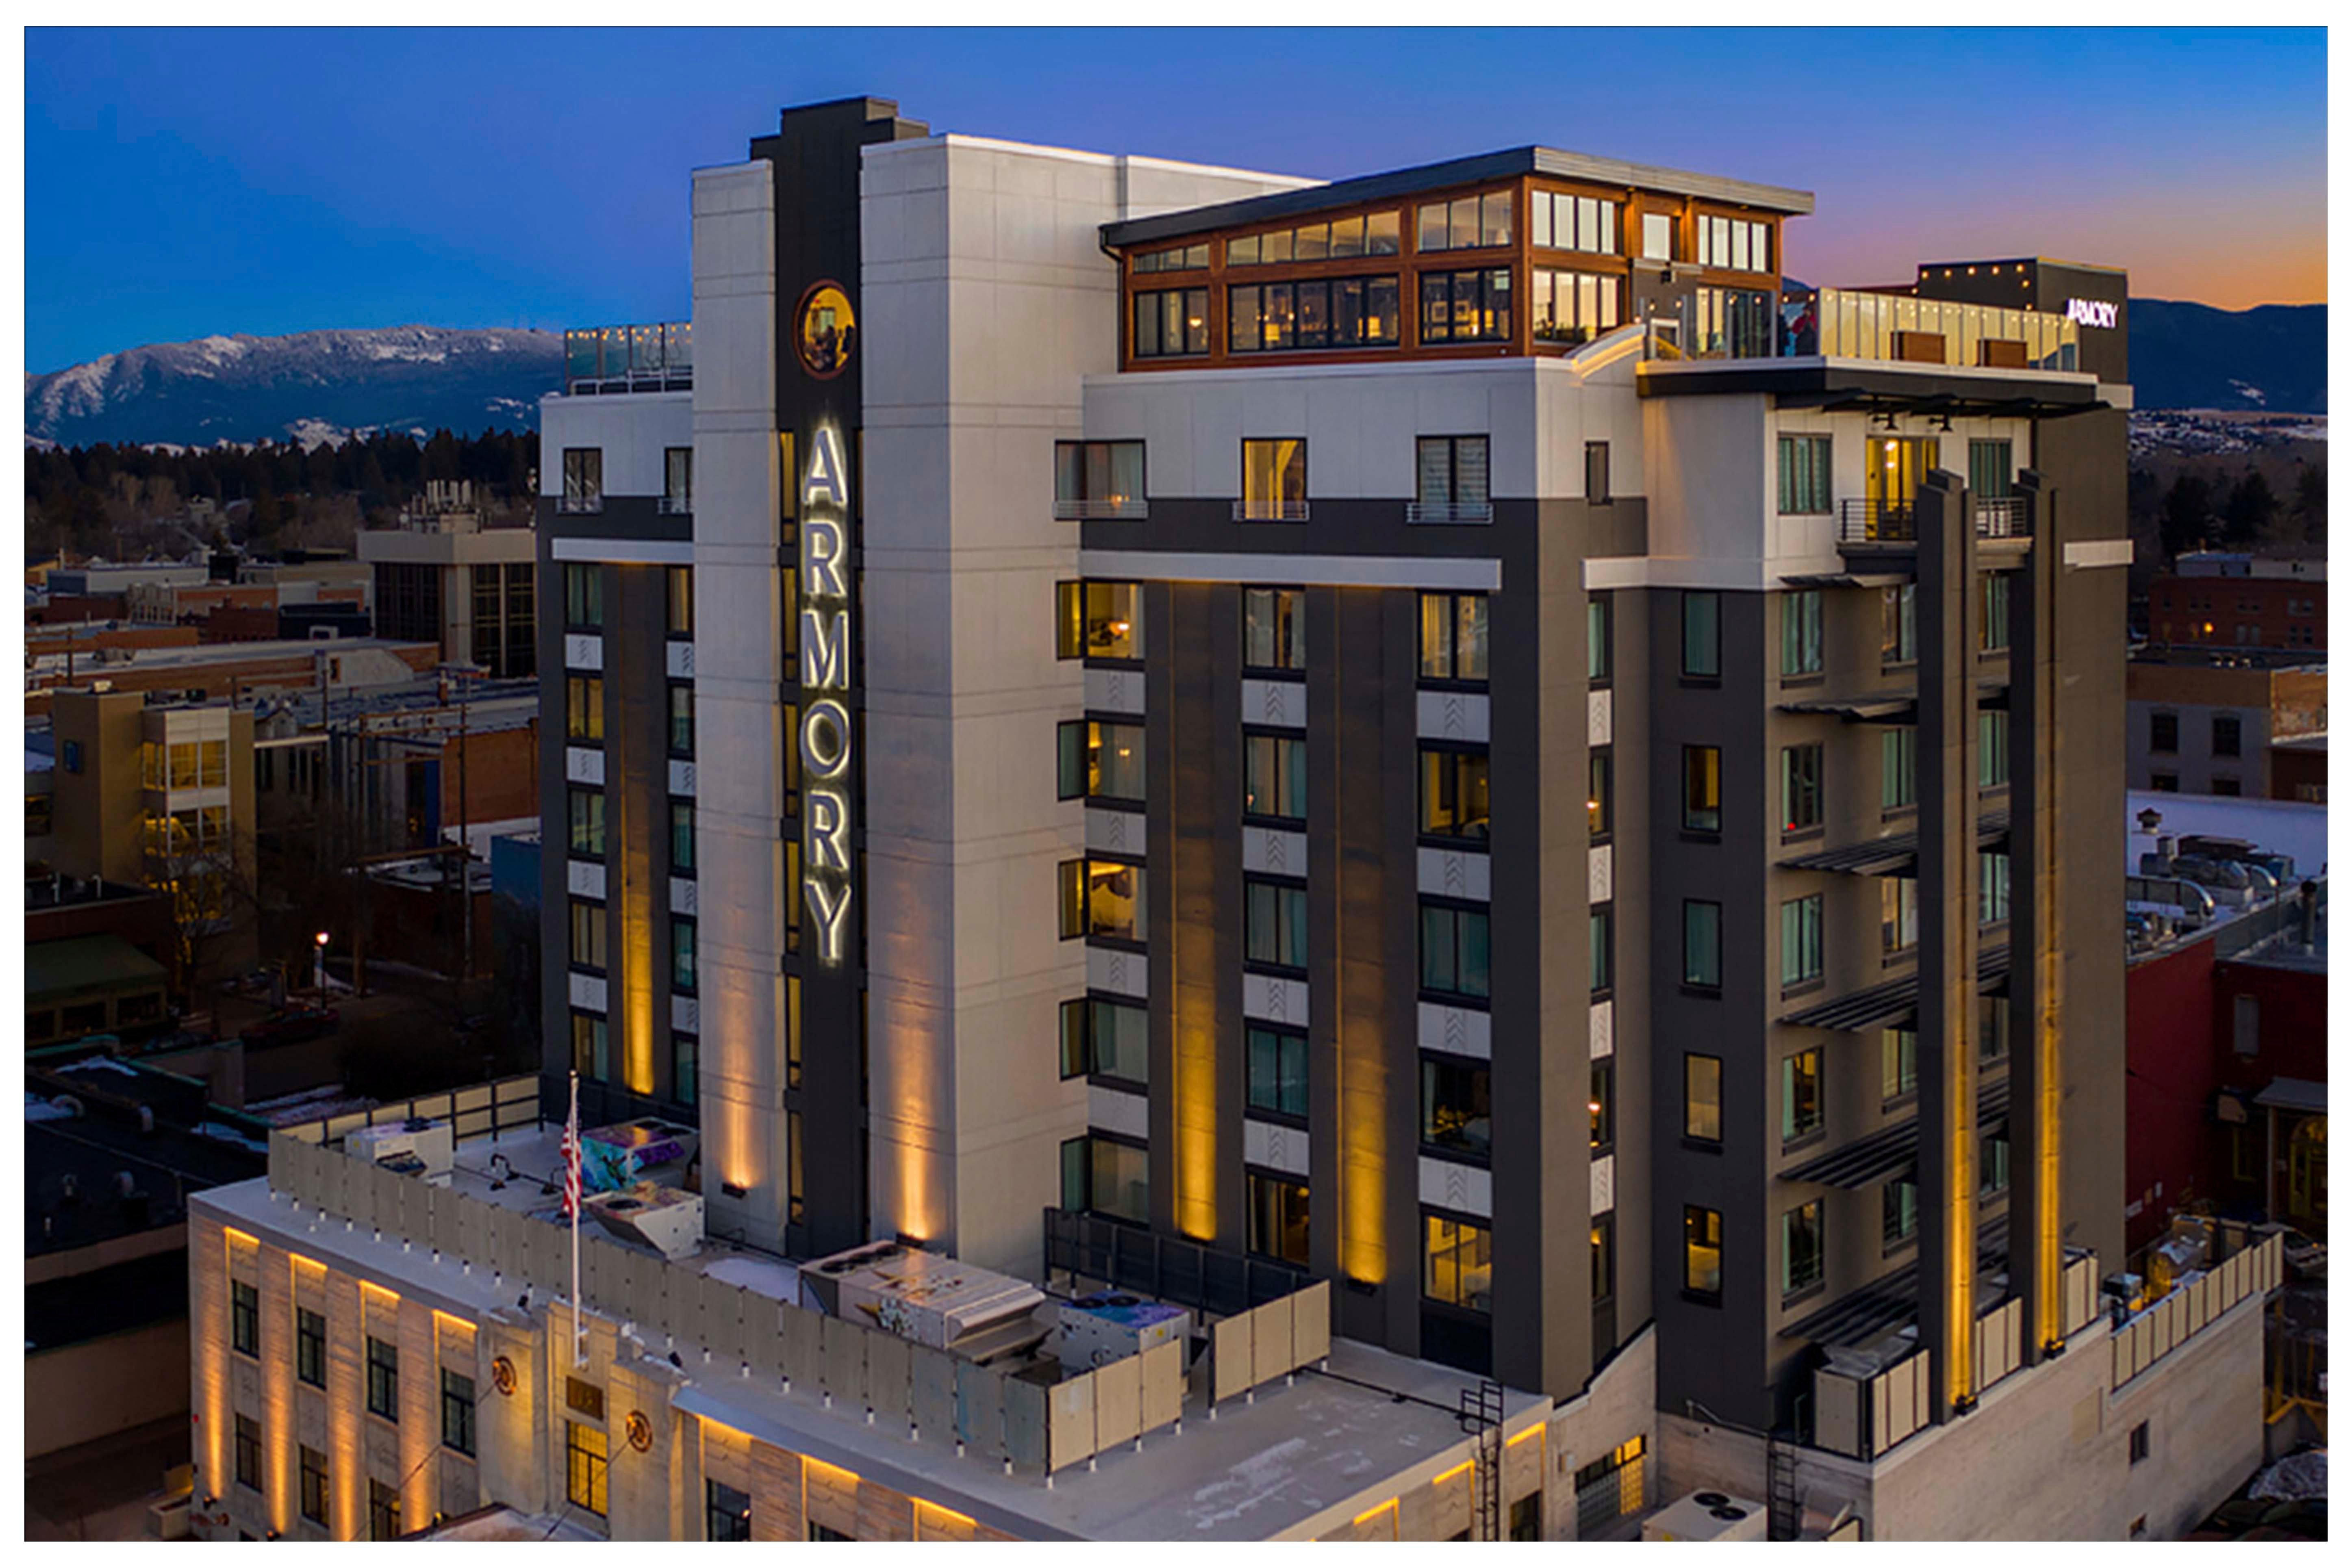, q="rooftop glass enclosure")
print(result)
[563,322,693,392]
[1645,288,2081,371]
